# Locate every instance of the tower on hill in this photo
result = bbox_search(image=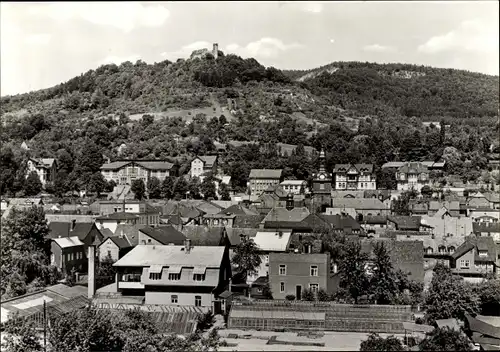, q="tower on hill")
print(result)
[212,43,219,60]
